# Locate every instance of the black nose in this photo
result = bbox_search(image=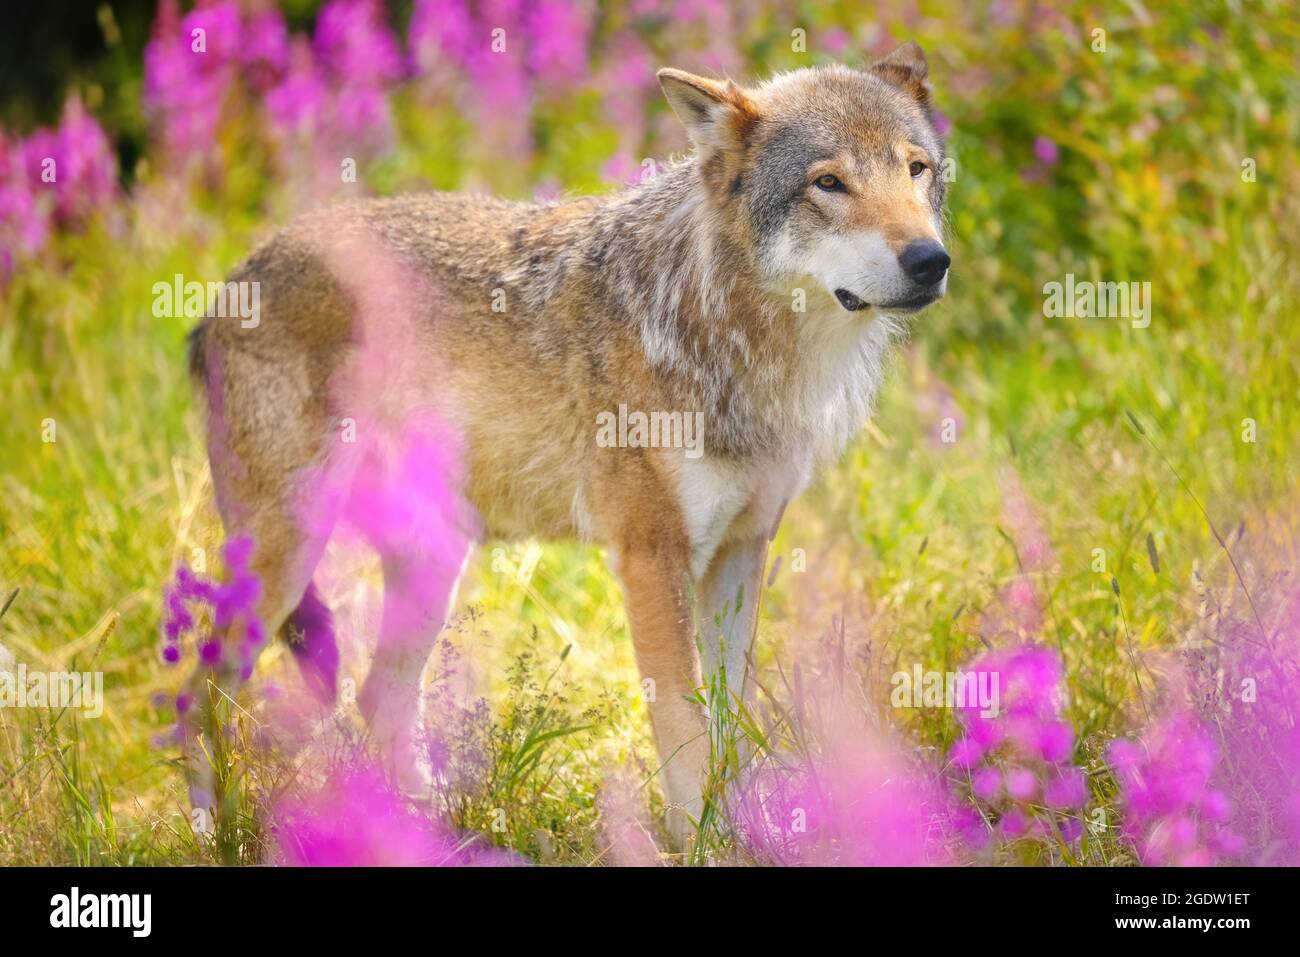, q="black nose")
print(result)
[899,240,950,286]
